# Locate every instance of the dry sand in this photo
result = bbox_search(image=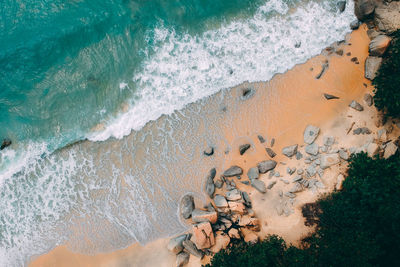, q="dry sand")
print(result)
[30,25,385,267]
